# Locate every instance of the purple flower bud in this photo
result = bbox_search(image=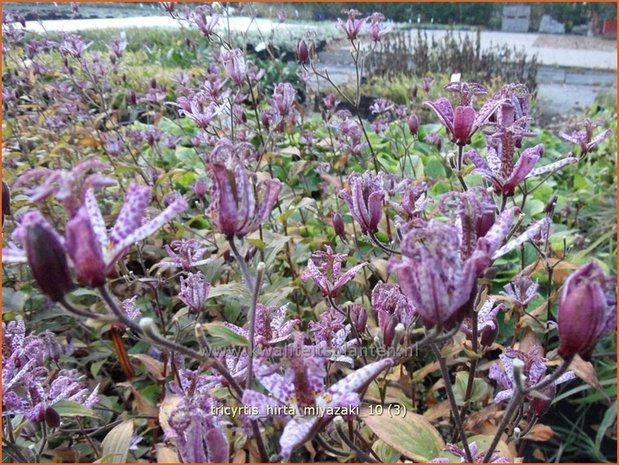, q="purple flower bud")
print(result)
[558,262,615,361]
[382,316,397,347]
[192,179,208,199]
[297,39,309,64]
[339,172,384,235]
[2,180,10,225]
[530,383,556,417]
[222,49,246,86]
[208,162,281,239]
[127,90,137,105]
[65,207,107,287]
[349,305,367,333]
[332,212,345,238]
[25,223,73,302]
[45,406,61,428]
[407,113,420,136]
